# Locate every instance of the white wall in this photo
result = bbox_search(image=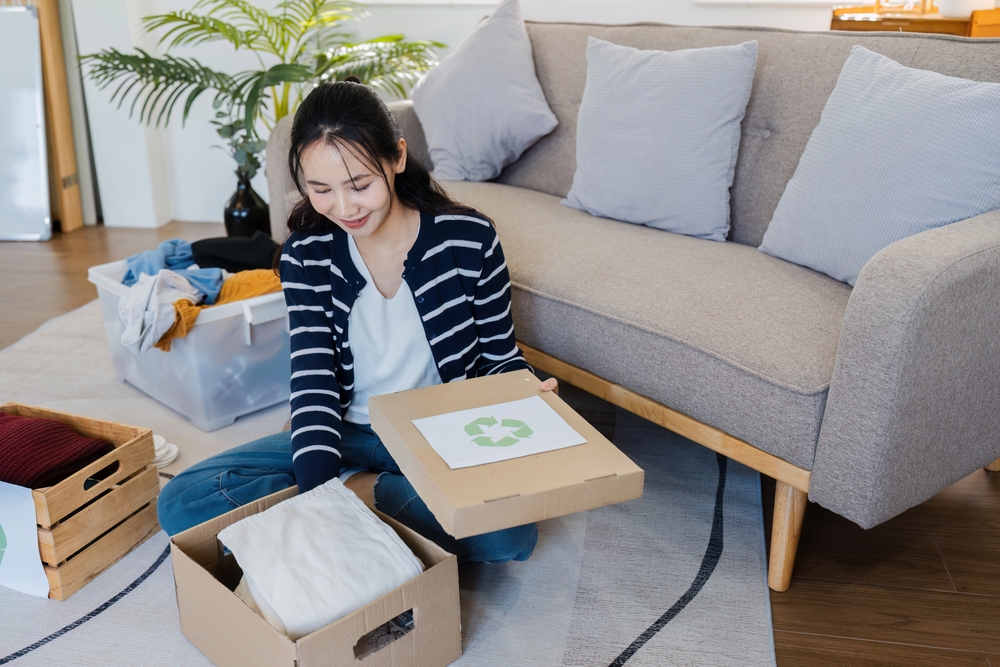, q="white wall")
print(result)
[523,0,838,31]
[74,0,168,227]
[75,0,275,226]
[76,0,844,226]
